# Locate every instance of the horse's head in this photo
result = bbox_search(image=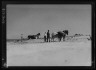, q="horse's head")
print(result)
[36,33,40,39]
[65,30,68,35]
[63,30,68,35]
[37,33,40,36]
